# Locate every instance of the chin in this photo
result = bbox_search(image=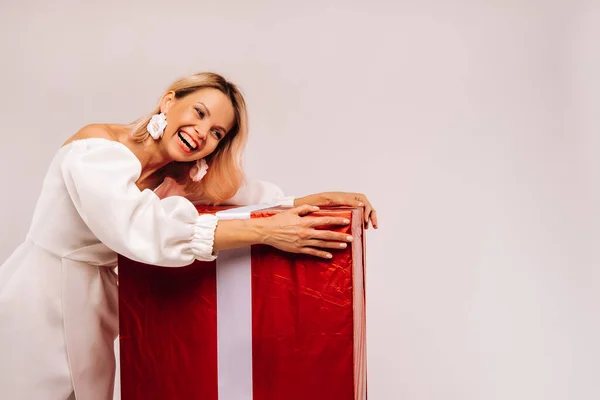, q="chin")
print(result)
[164,138,189,161]
[163,146,187,163]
